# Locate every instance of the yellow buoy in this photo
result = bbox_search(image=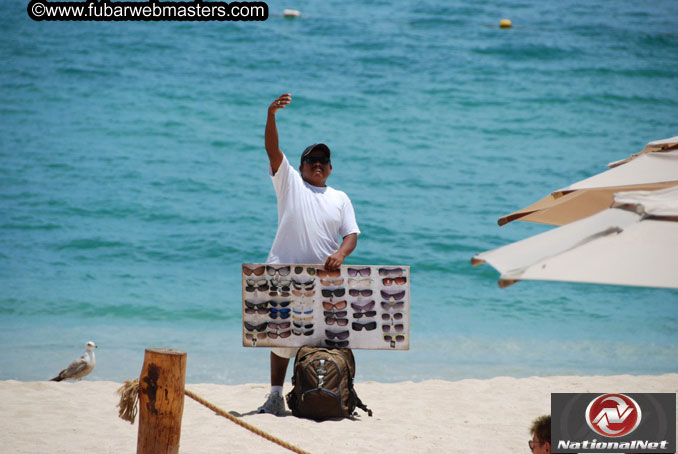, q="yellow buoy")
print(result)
[499,19,512,28]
